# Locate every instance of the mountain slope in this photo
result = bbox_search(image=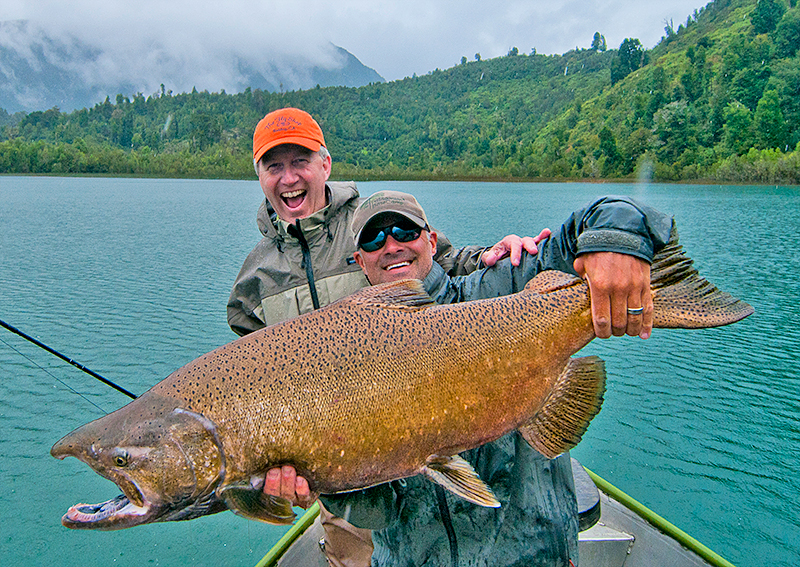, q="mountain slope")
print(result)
[0,20,383,113]
[526,0,800,180]
[1,0,798,183]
